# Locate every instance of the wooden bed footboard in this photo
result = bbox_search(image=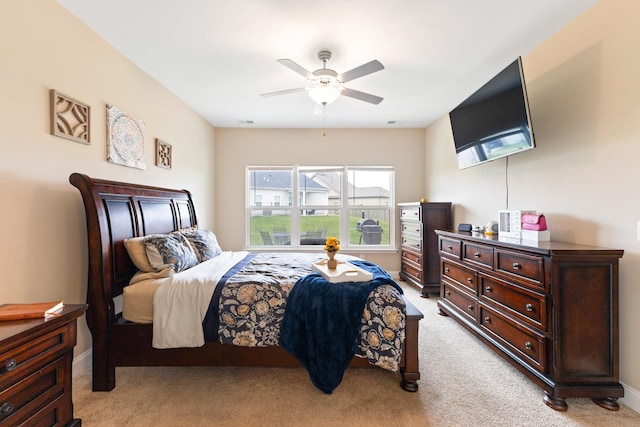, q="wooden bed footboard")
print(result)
[69,173,422,392]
